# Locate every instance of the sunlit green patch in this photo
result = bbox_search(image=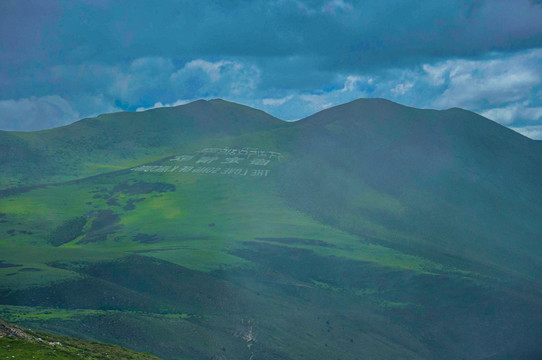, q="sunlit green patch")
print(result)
[141,242,254,272]
[0,247,124,290]
[0,305,192,323]
[252,235,469,276]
